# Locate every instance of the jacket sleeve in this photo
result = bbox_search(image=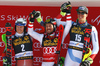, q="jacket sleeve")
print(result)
[28,23,44,45]
[55,14,67,26]
[61,13,72,44]
[90,26,99,60]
